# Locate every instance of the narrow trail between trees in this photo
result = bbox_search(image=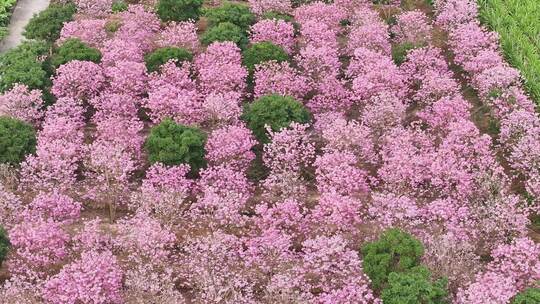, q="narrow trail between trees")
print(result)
[0,0,50,52]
